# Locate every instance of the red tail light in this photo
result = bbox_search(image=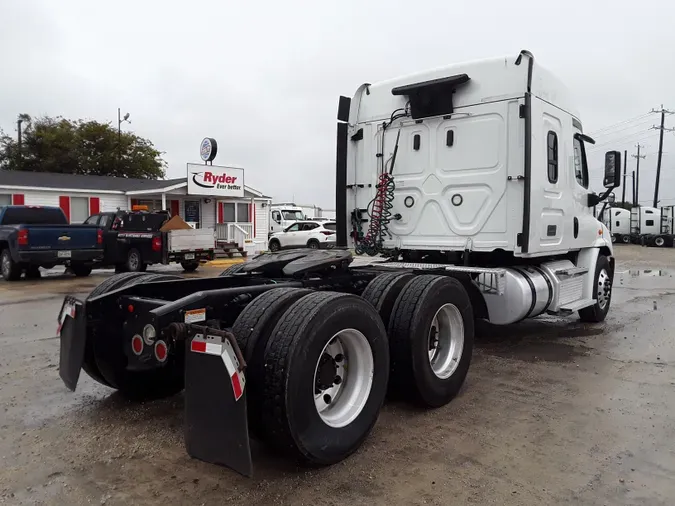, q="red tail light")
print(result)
[320,231,335,236]
[17,229,28,246]
[152,236,162,252]
[97,228,103,245]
